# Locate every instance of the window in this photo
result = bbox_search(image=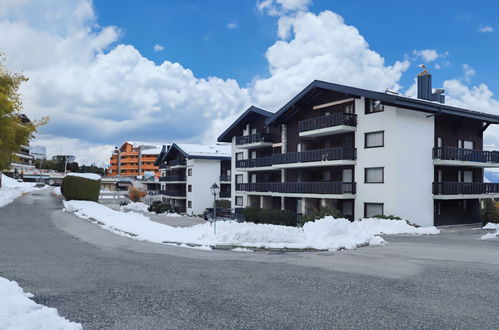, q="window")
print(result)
[323,170,331,181]
[365,167,384,183]
[458,139,473,149]
[236,174,243,184]
[188,168,192,176]
[188,185,192,192]
[236,152,244,161]
[342,169,353,182]
[365,99,384,114]
[463,170,473,183]
[365,131,384,148]
[365,203,384,218]
[436,137,443,148]
[235,196,243,206]
[344,103,354,114]
[188,201,192,208]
